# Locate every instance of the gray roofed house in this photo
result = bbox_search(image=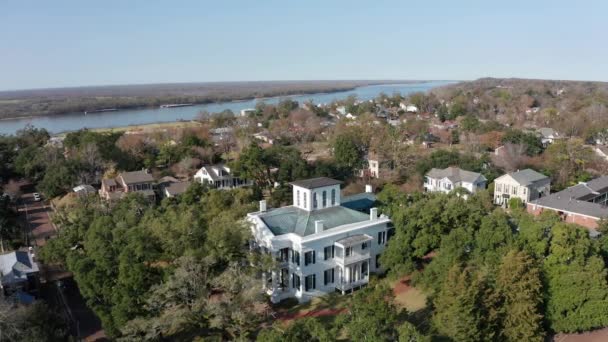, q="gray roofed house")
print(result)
[537,127,561,146]
[424,167,487,195]
[0,251,39,296]
[527,176,608,231]
[494,169,550,206]
[100,169,156,201]
[163,181,192,198]
[247,177,392,303]
[118,170,155,185]
[508,169,549,186]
